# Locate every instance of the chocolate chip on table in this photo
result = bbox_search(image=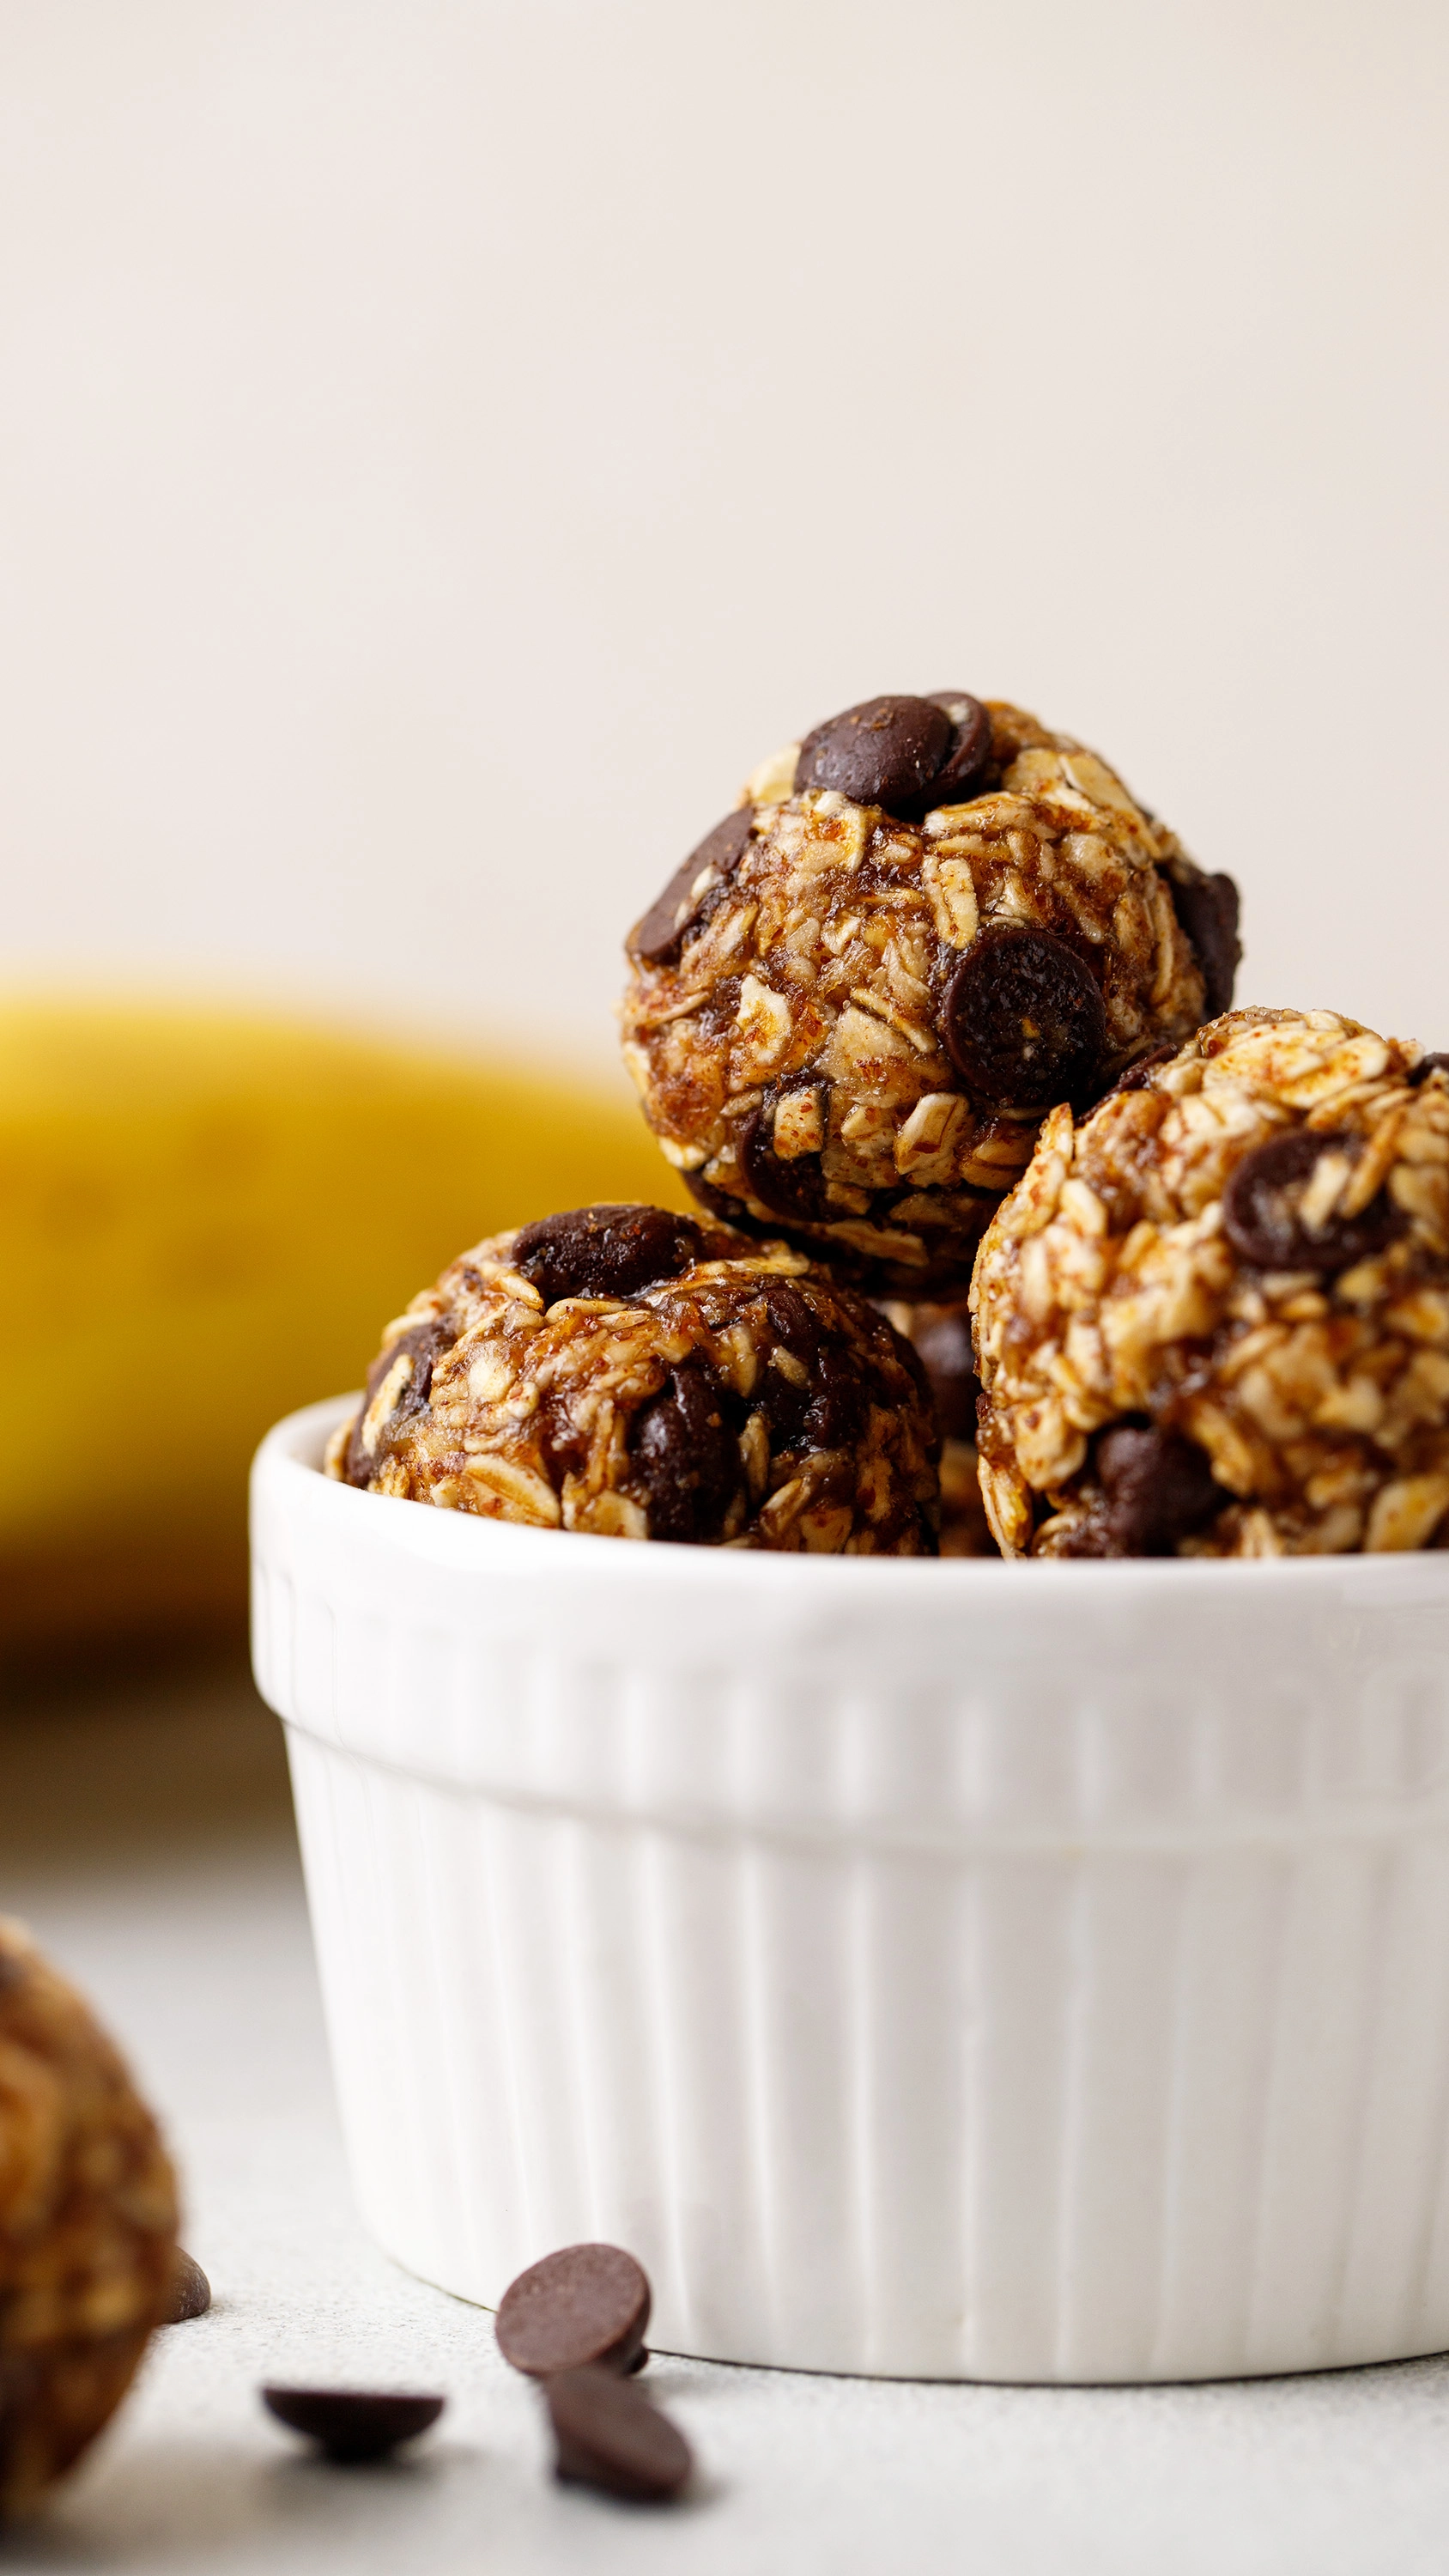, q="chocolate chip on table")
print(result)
[512,1206,706,1306]
[628,809,755,965]
[795,695,954,811]
[261,2387,445,2464]
[942,925,1108,1109]
[496,2244,652,2379]
[1222,1128,1400,1274]
[1168,872,1241,1018]
[543,2366,692,2504]
[162,2249,211,2323]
